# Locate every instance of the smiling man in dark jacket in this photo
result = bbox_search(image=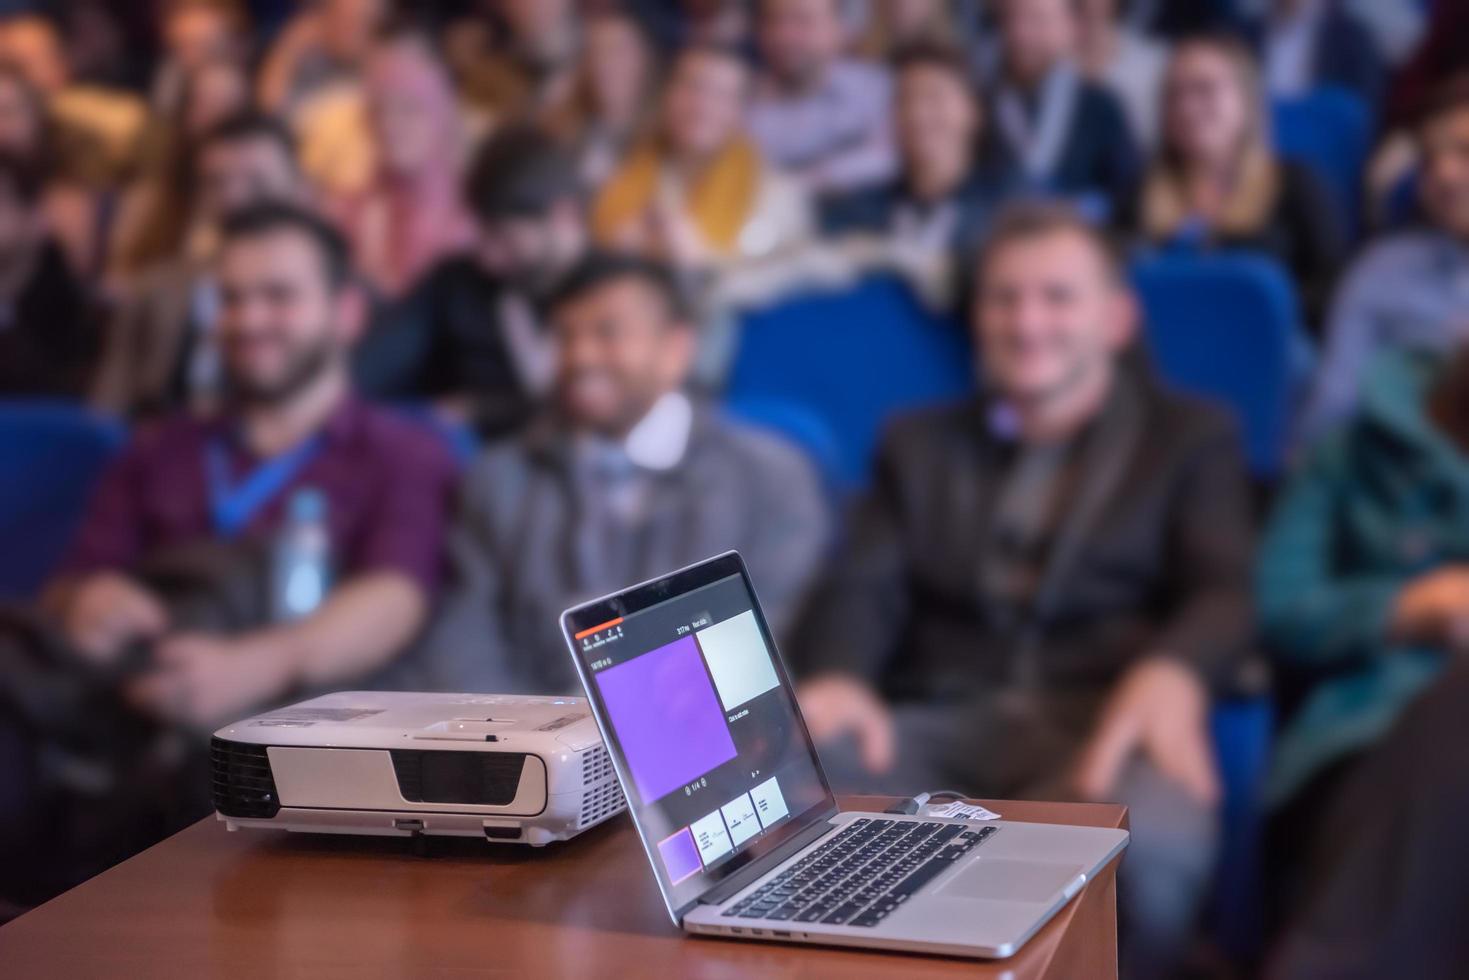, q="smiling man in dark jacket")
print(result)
[794,202,1253,980]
